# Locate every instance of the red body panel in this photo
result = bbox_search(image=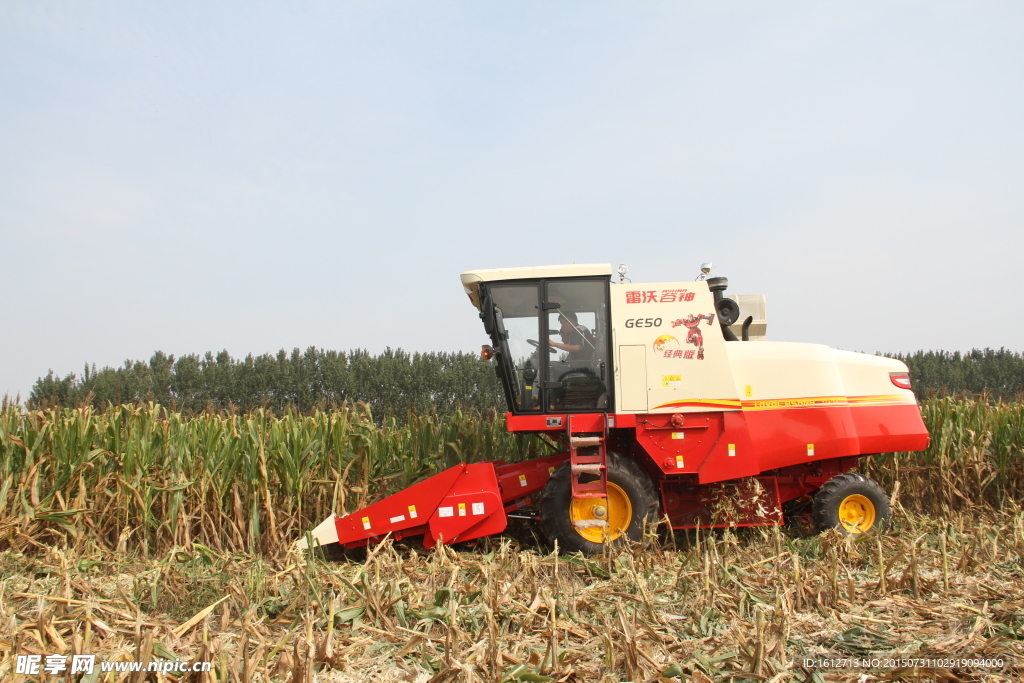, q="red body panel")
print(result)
[634,412,723,472]
[506,413,616,432]
[493,453,571,503]
[422,464,506,548]
[334,463,510,548]
[698,411,764,483]
[324,401,928,546]
[502,401,928,529]
[329,456,572,548]
[507,402,929,485]
[334,466,463,545]
[741,404,860,472]
[632,411,761,483]
[850,404,931,454]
